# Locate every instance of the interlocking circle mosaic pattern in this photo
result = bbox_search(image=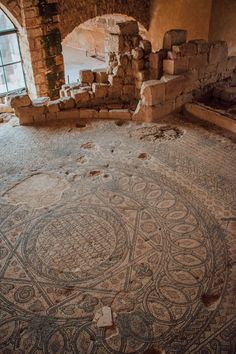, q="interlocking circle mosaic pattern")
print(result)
[22,207,128,283]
